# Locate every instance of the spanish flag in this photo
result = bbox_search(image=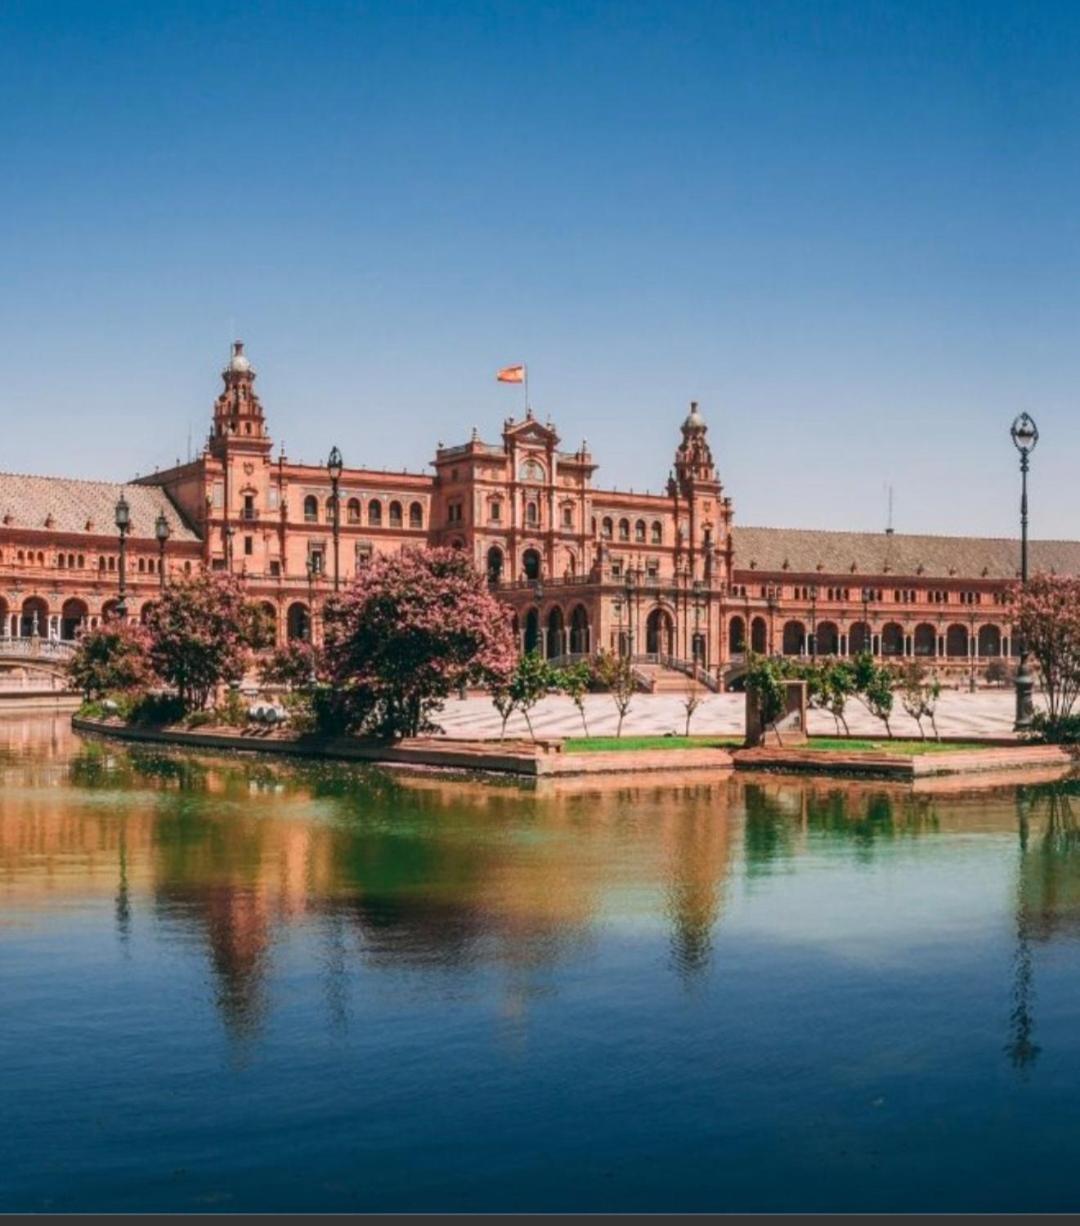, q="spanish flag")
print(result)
[496,364,526,384]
